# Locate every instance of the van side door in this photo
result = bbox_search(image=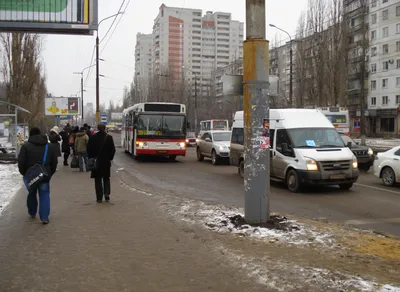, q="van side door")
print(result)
[273,129,295,179]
